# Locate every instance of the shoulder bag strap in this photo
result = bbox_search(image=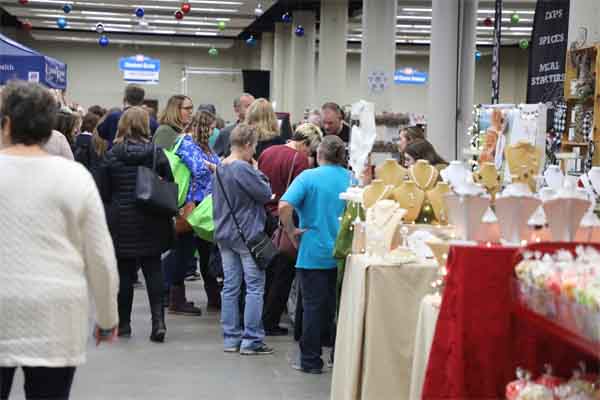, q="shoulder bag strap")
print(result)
[285,152,299,190]
[215,166,249,246]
